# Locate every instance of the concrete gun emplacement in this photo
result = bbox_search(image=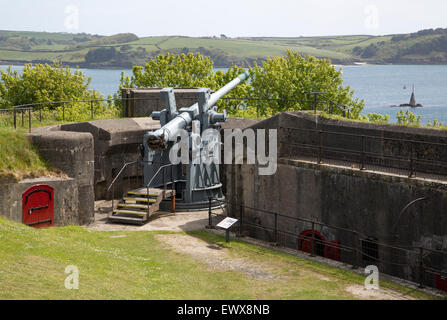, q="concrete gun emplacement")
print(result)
[142,71,250,211]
